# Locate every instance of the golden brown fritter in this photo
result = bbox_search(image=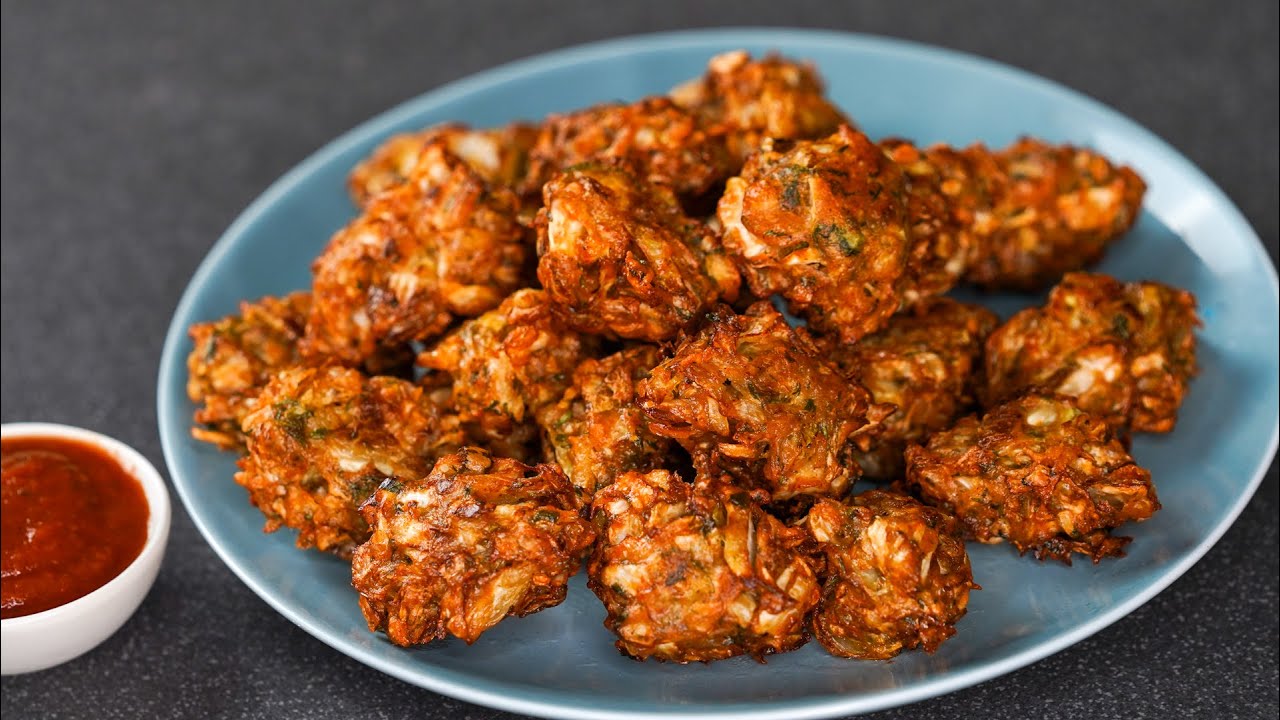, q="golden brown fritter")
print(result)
[823,298,1000,480]
[904,392,1159,563]
[880,140,997,305]
[418,289,598,460]
[305,142,530,369]
[588,470,820,663]
[351,447,594,646]
[983,273,1199,433]
[523,96,733,200]
[716,125,911,344]
[186,291,311,450]
[236,365,463,556]
[962,138,1146,290]
[539,345,672,505]
[803,490,976,660]
[670,50,849,163]
[638,302,887,503]
[535,162,741,341]
[348,122,539,207]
